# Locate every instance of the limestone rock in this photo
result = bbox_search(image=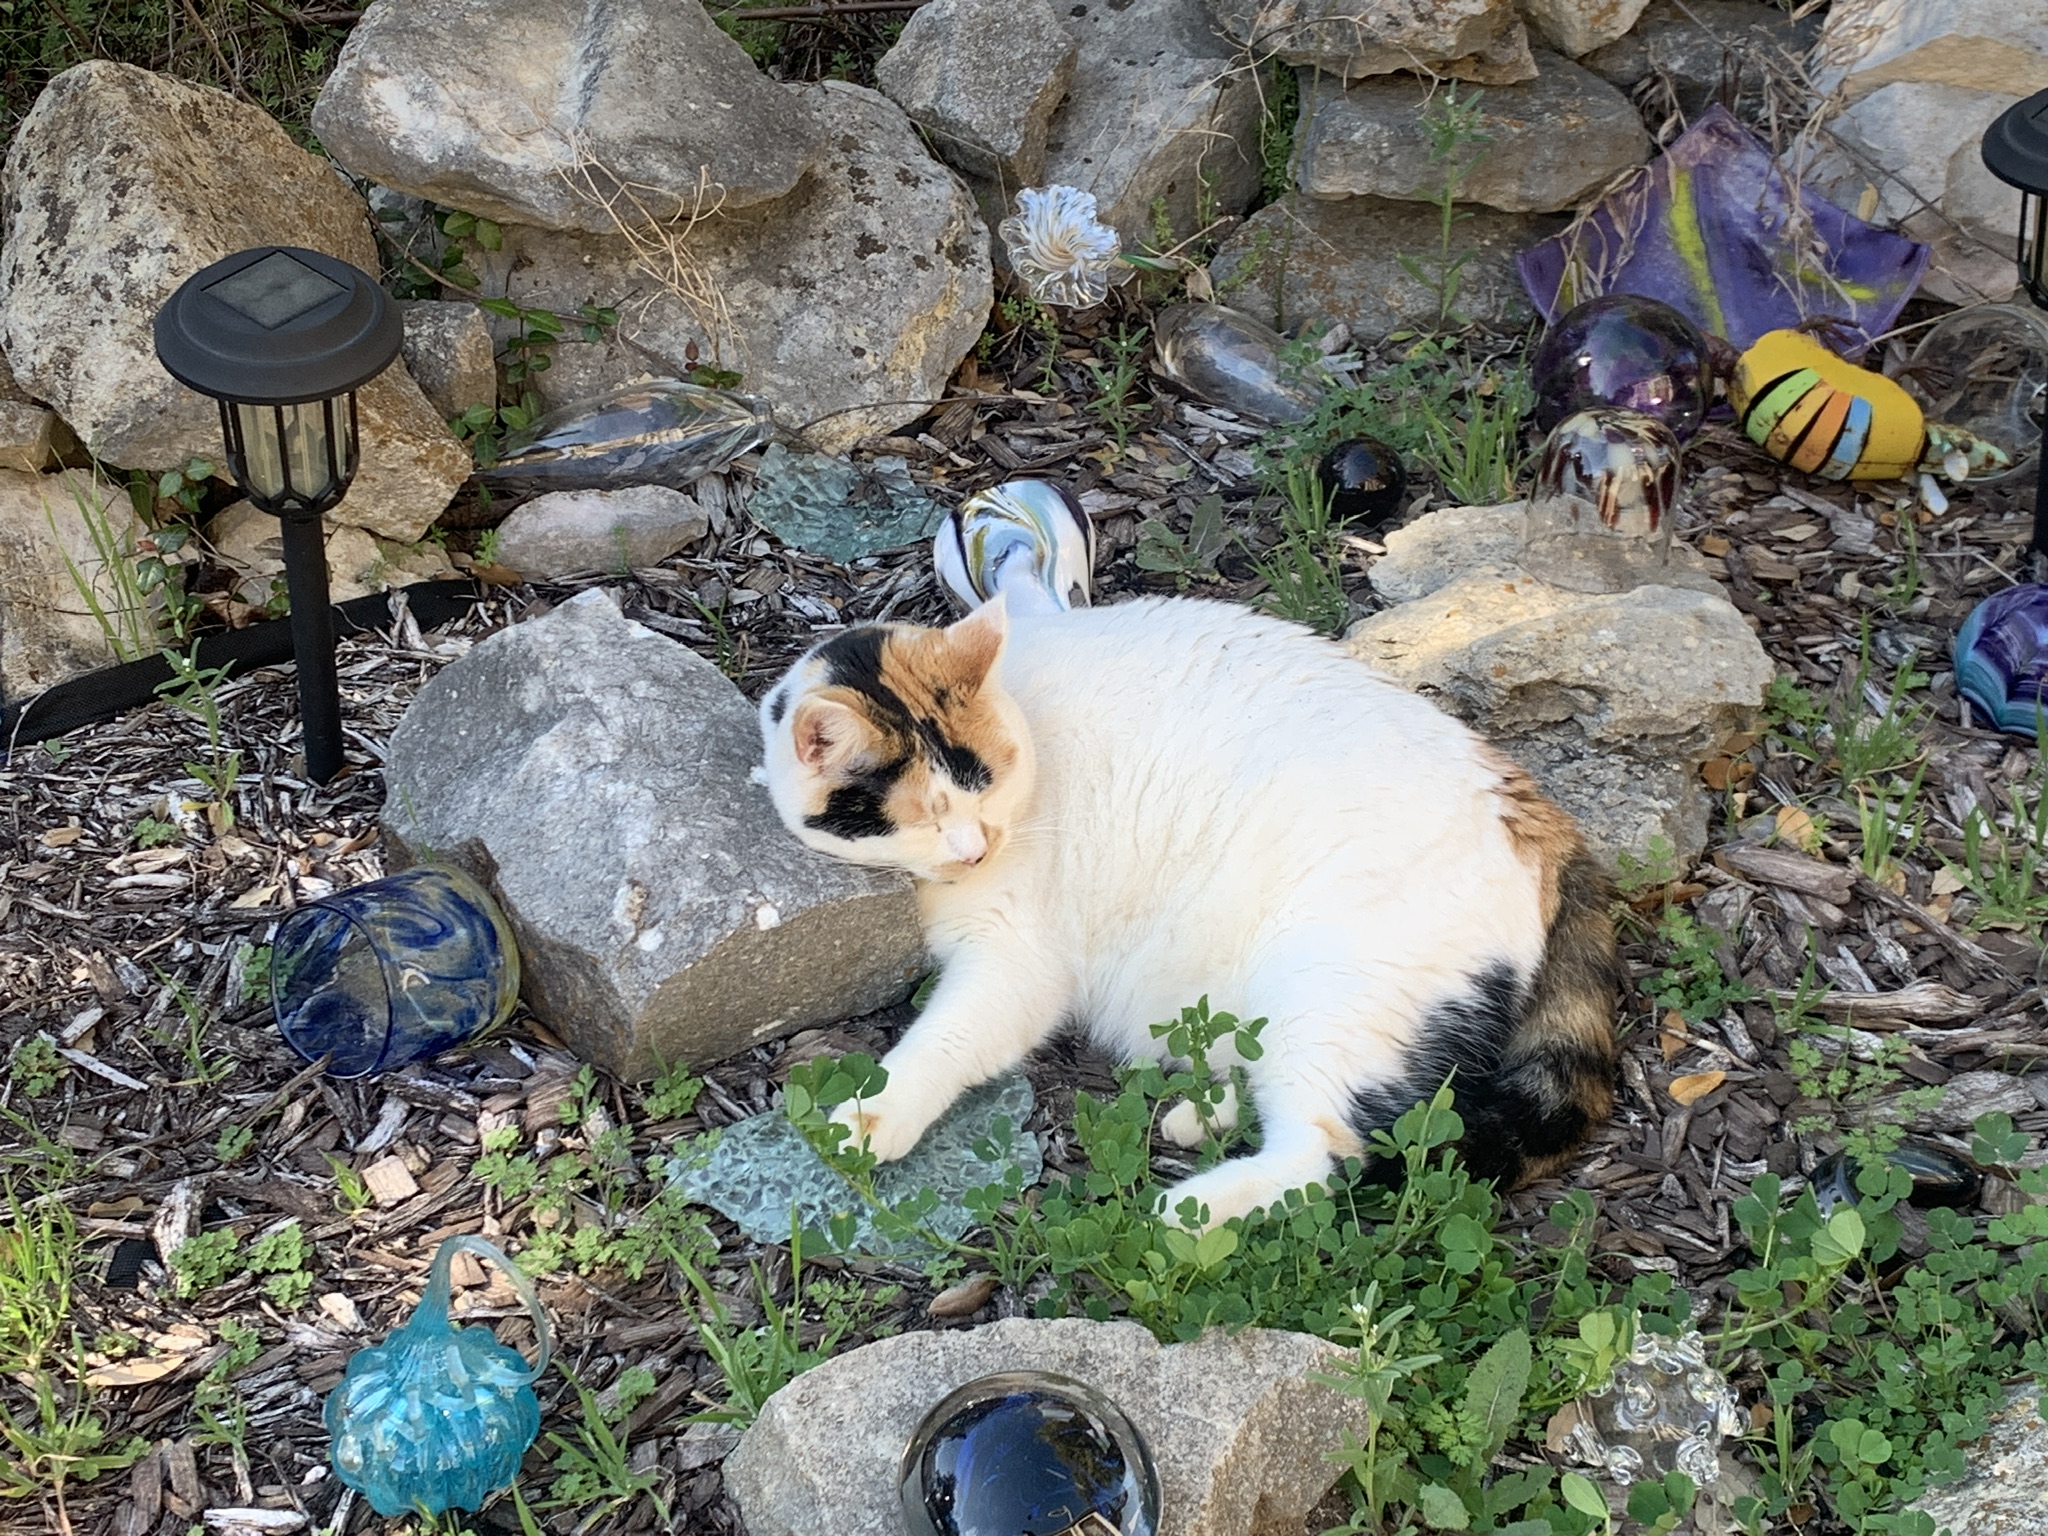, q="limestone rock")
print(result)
[1034,0,1263,255]
[379,590,925,1078]
[1908,1385,2048,1536]
[1798,0,2048,305]
[311,0,820,233]
[1581,0,1822,121]
[492,485,710,580]
[1295,53,1647,213]
[400,302,498,422]
[0,63,469,539]
[1348,504,1773,866]
[1370,500,1720,605]
[0,469,152,702]
[1213,0,1537,83]
[1208,195,1562,346]
[205,501,457,609]
[1517,0,1652,58]
[480,82,991,456]
[876,0,1077,185]
[727,1317,1371,1536]
[0,402,61,474]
